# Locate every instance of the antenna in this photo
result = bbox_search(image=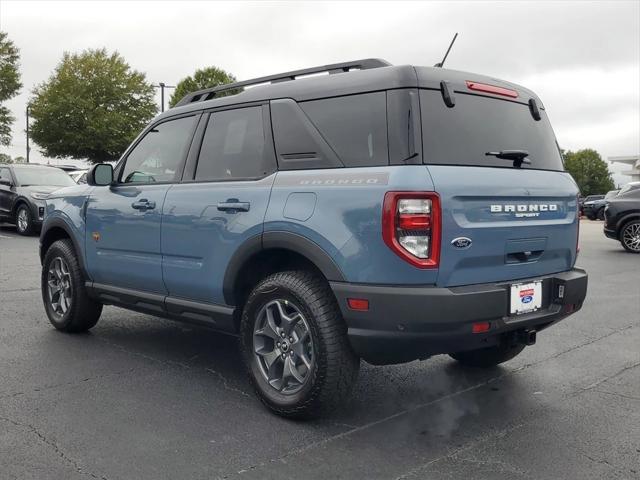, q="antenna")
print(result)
[434,33,458,68]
